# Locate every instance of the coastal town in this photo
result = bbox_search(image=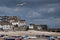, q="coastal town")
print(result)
[0,0,60,40]
[0,16,60,40]
[0,16,60,32]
